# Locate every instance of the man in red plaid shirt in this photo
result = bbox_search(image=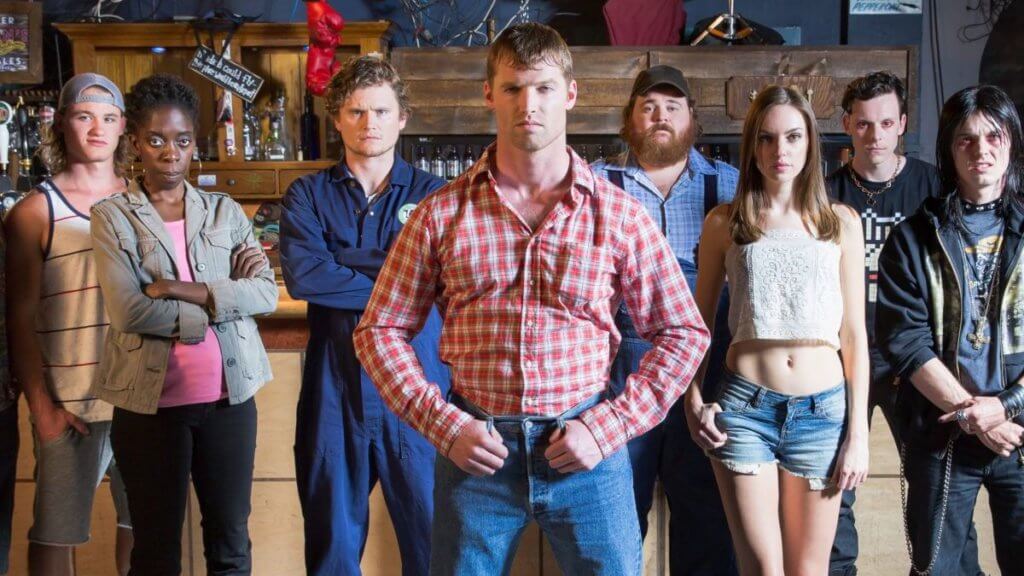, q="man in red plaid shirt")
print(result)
[354,23,709,575]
